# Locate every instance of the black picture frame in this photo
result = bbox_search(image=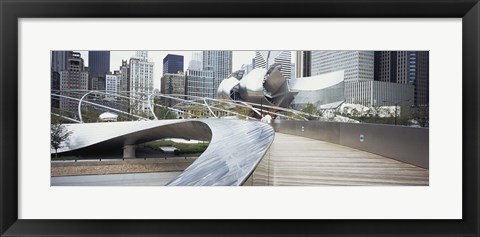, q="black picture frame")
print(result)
[1,0,479,236]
